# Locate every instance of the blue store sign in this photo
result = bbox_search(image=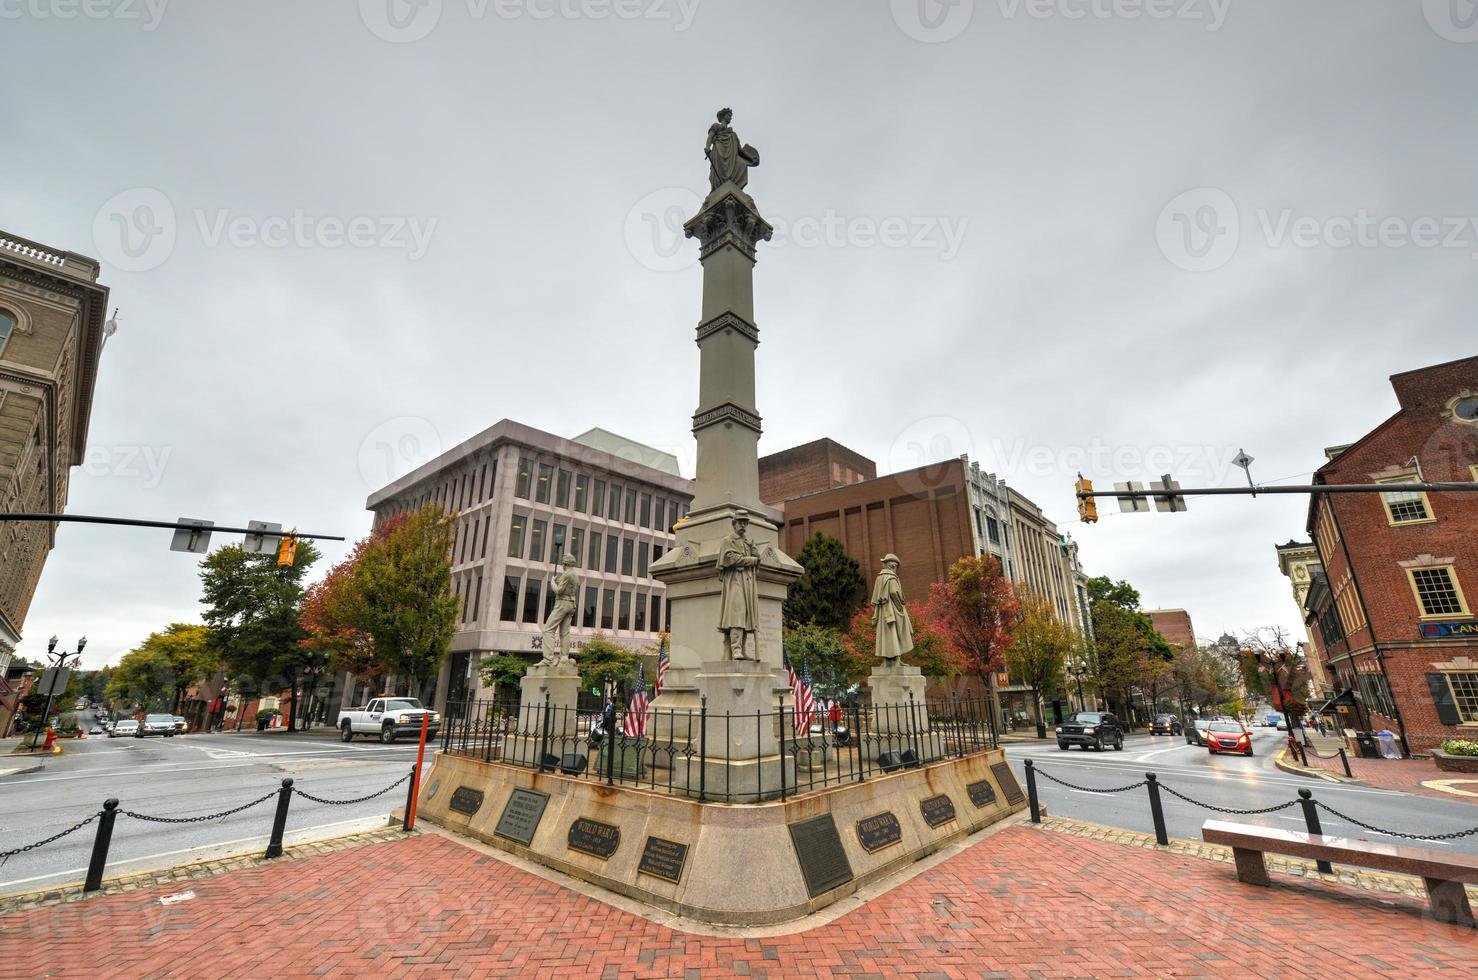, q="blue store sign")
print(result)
[1419,621,1478,639]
